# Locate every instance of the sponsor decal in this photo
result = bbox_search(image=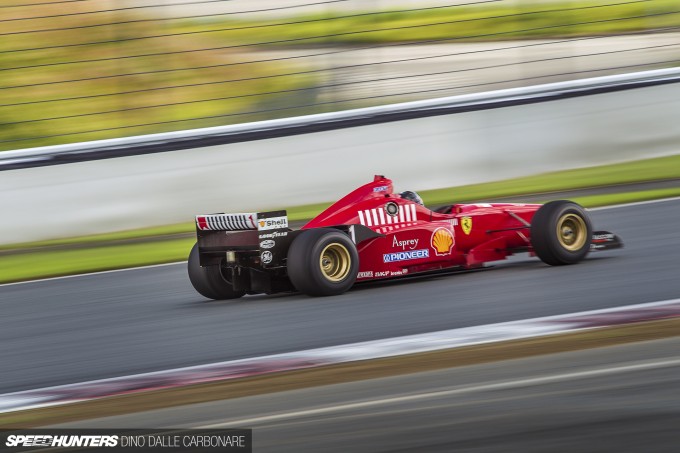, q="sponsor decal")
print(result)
[258,231,288,239]
[383,249,429,263]
[261,251,273,264]
[259,240,275,249]
[357,271,374,278]
[384,202,399,217]
[431,227,454,256]
[592,233,614,241]
[373,186,388,192]
[374,269,408,277]
[358,204,417,233]
[392,236,419,250]
[3,430,252,450]
[436,218,459,227]
[257,216,288,231]
[5,435,119,448]
[461,216,473,235]
[196,213,257,231]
